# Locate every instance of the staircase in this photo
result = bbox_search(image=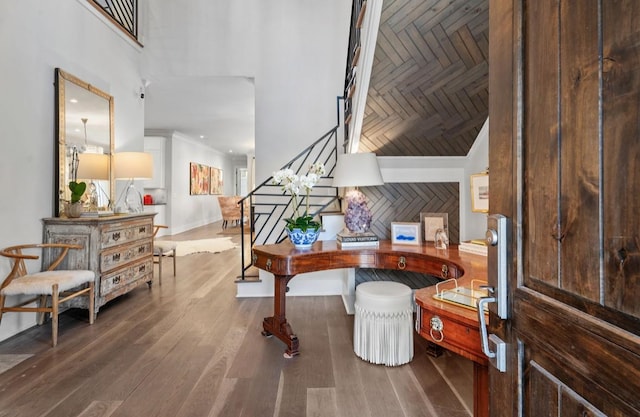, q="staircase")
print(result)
[236,126,341,281]
[235,0,382,287]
